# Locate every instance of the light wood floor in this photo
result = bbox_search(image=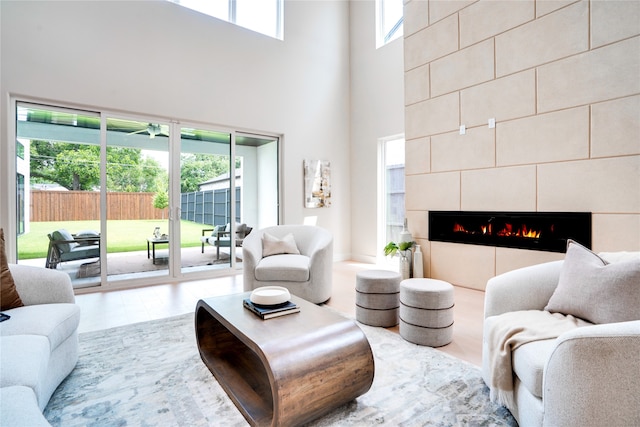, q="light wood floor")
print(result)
[75,261,485,366]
